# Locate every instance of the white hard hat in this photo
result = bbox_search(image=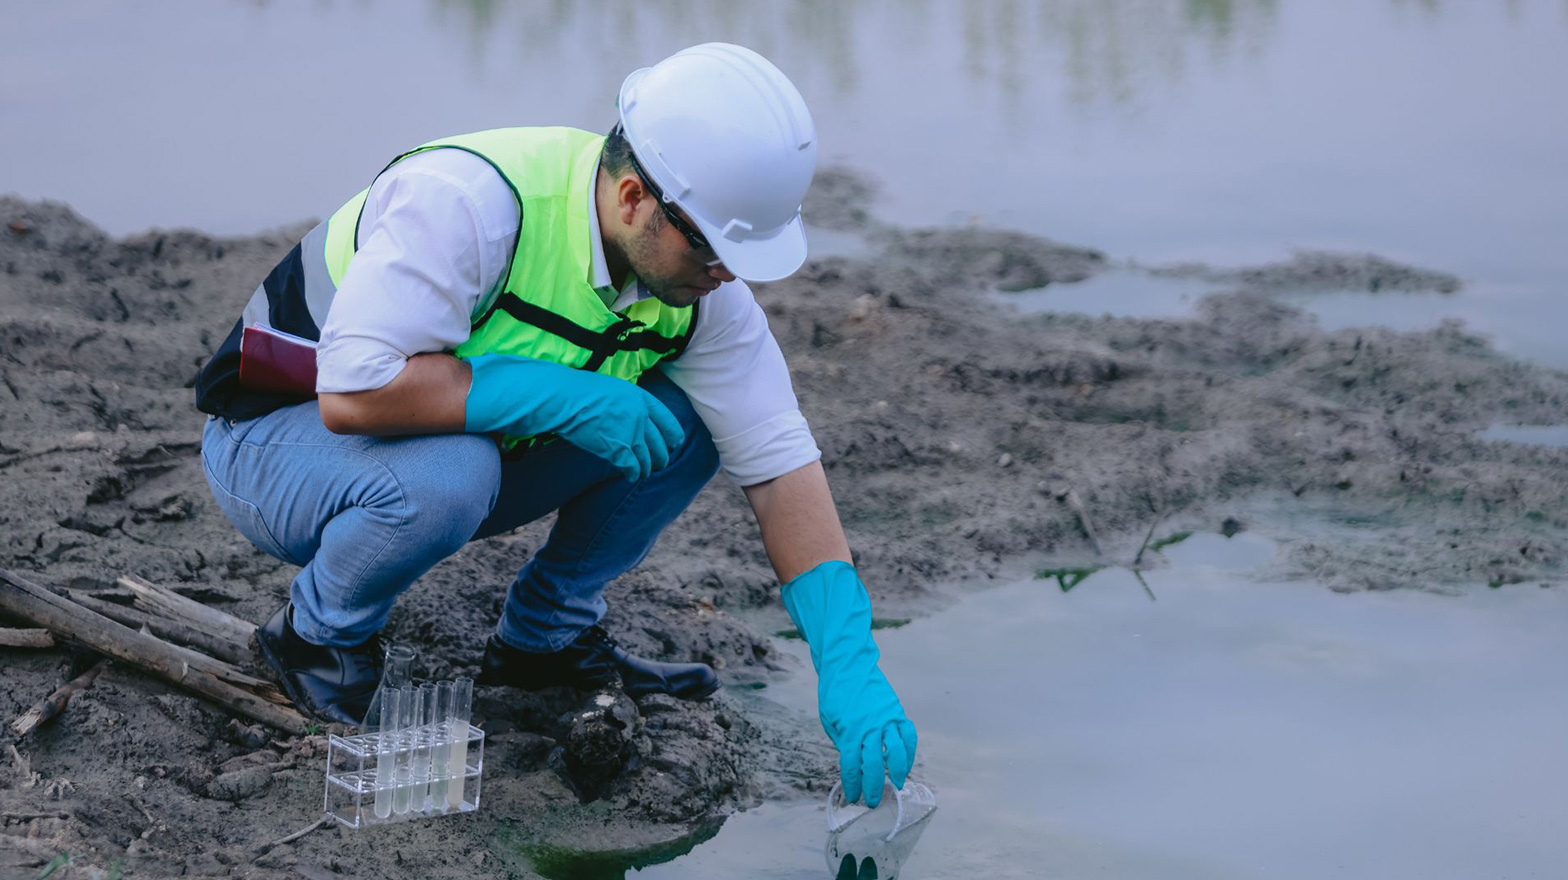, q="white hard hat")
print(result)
[618,42,817,282]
